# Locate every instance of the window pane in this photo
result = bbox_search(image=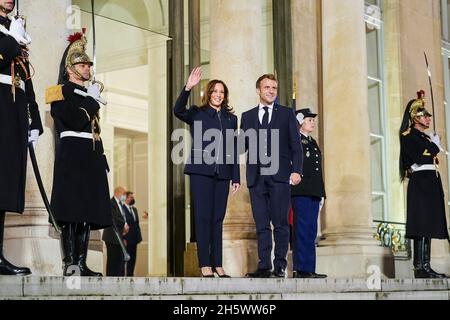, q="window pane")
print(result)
[372,194,384,221]
[73,0,170,37]
[368,80,382,135]
[366,28,380,78]
[371,137,384,192]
